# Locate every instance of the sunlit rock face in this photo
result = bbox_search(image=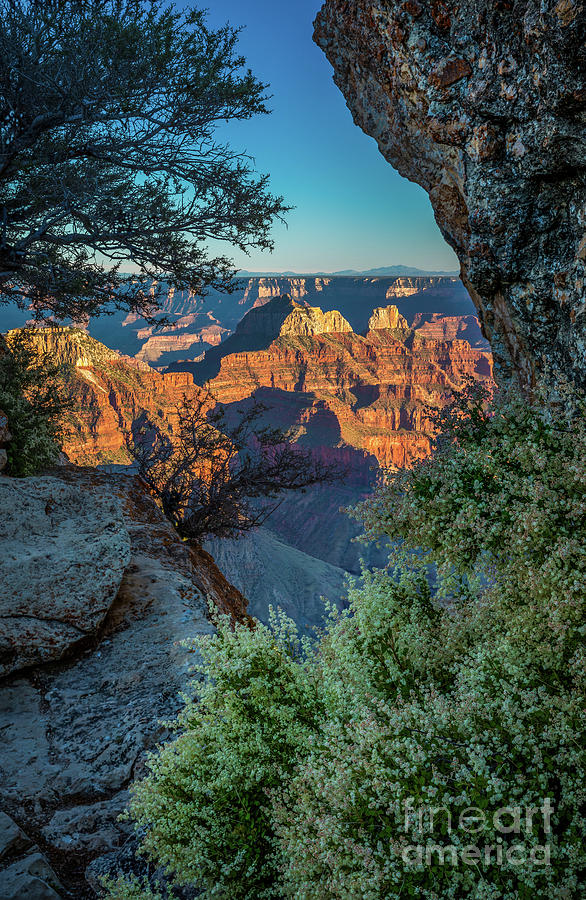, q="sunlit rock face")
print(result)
[13,327,203,465]
[314,0,586,391]
[368,304,408,330]
[279,302,353,336]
